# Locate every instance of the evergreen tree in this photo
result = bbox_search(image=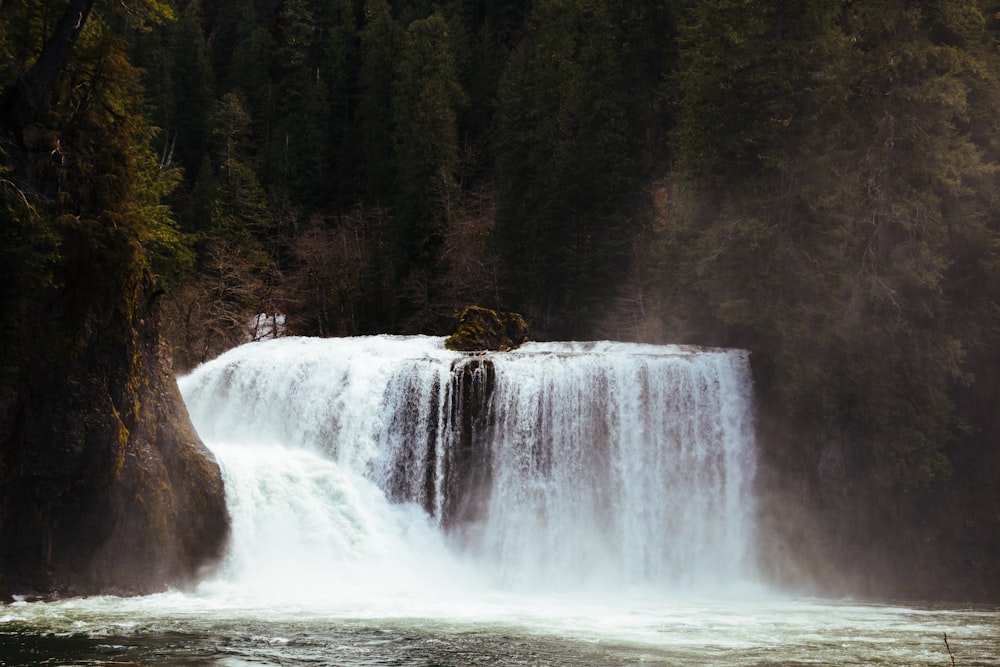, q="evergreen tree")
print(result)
[229,1,278,136]
[265,0,332,206]
[494,0,646,337]
[666,0,1000,489]
[166,0,215,177]
[445,0,529,187]
[209,92,272,240]
[358,0,404,202]
[317,0,361,202]
[391,13,464,273]
[161,91,276,368]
